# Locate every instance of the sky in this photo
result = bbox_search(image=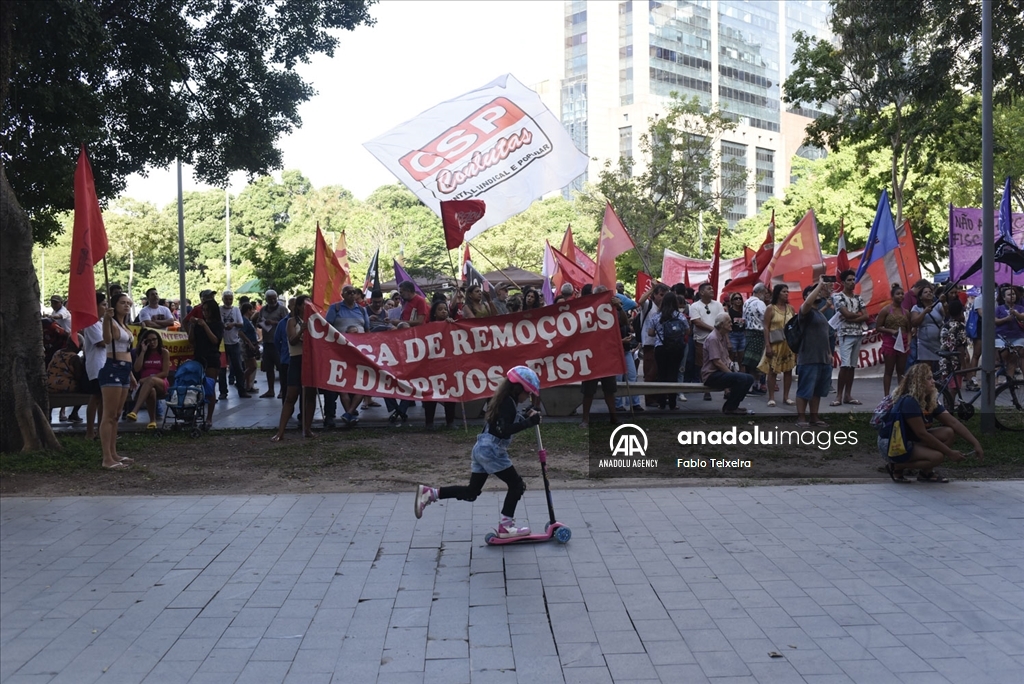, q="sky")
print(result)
[123,0,565,208]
